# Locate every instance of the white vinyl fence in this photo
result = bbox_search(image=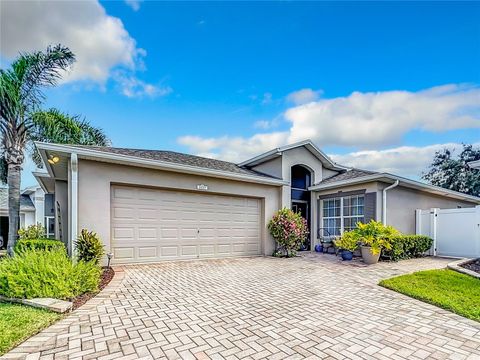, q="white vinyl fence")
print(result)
[416,206,480,258]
